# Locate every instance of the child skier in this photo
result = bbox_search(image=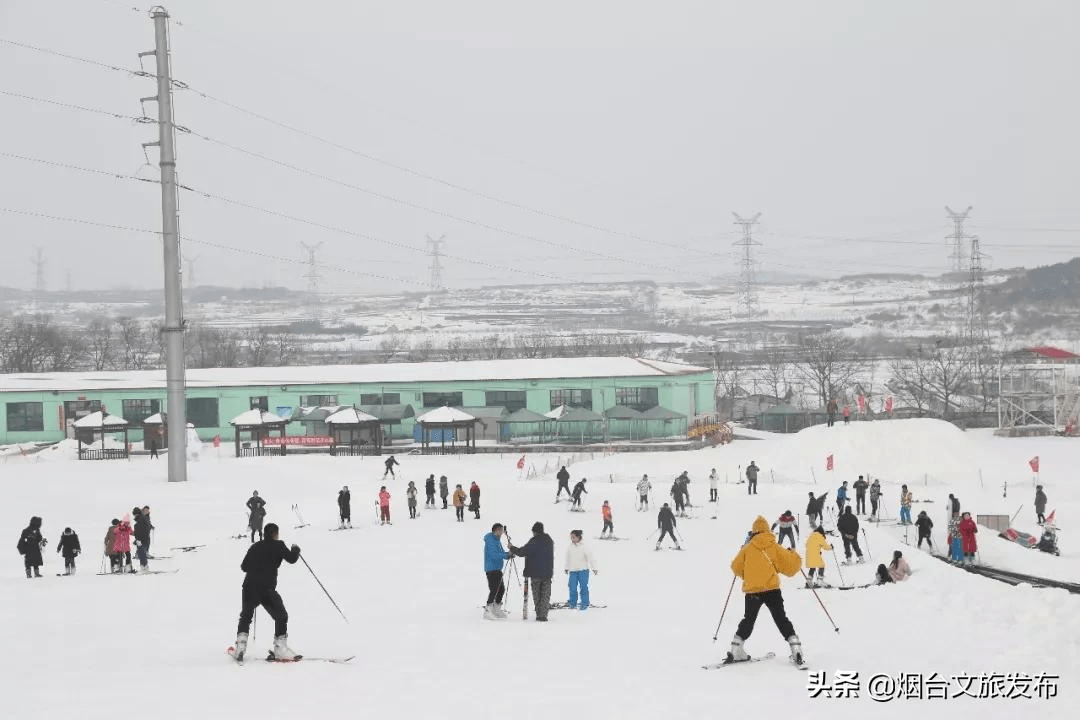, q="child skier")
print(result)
[104,519,120,573]
[958,512,978,565]
[406,481,419,519]
[600,501,614,538]
[113,516,134,573]
[636,474,652,511]
[804,526,831,587]
[915,511,933,549]
[337,486,352,528]
[383,455,399,479]
[571,478,588,511]
[727,515,803,666]
[378,486,392,525]
[771,510,799,549]
[656,503,680,550]
[57,527,81,575]
[565,530,598,610]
